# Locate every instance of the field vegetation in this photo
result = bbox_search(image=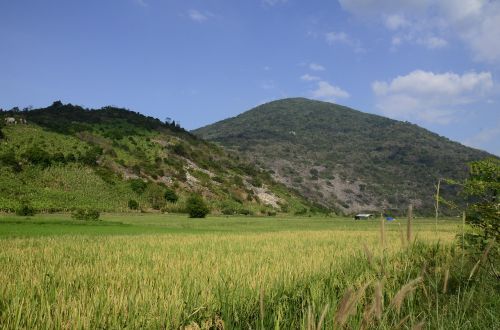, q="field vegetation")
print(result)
[0,214,497,329]
[0,103,311,215]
